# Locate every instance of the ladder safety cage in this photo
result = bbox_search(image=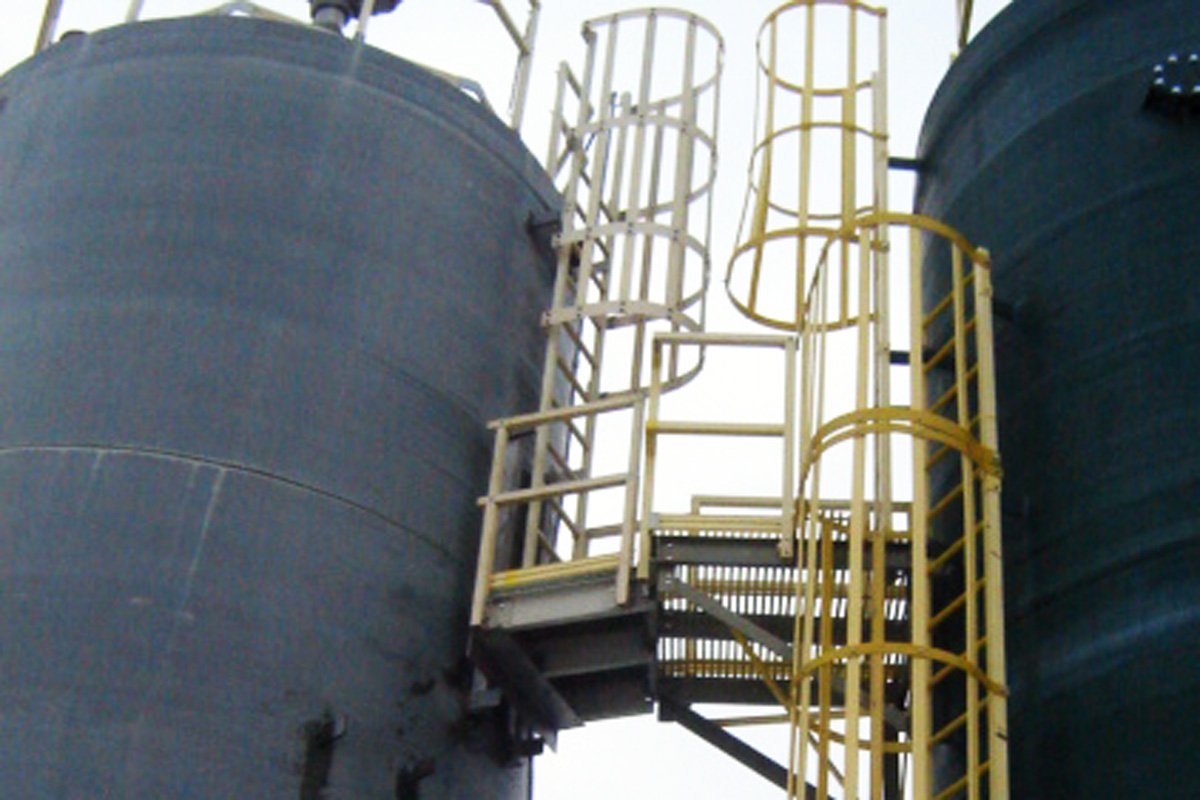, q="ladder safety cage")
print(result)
[792,210,902,800]
[909,222,1009,800]
[791,213,1009,800]
[727,0,888,331]
[472,8,723,624]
